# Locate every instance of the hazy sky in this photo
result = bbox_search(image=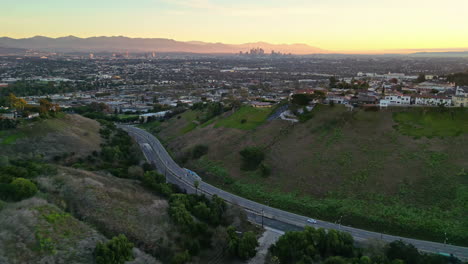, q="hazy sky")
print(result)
[1,0,467,51]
